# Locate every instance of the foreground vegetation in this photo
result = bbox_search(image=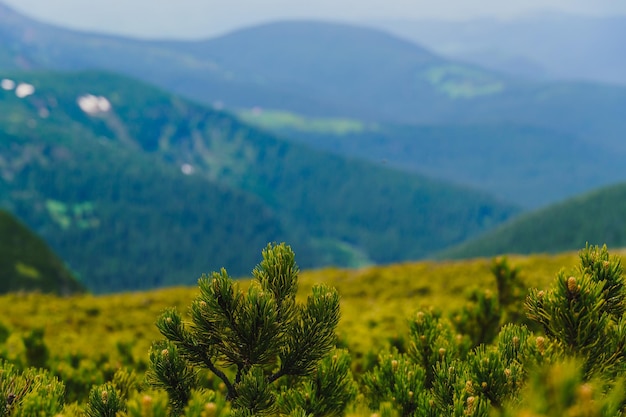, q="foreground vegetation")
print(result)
[2,244,625,416]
